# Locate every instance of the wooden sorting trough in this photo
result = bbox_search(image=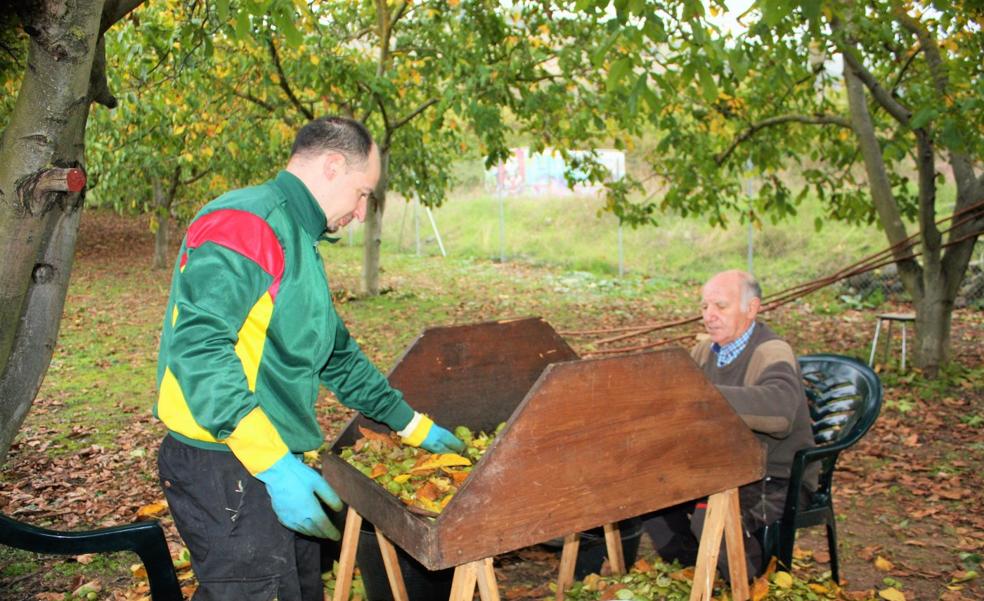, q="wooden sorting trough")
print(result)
[323,317,765,571]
